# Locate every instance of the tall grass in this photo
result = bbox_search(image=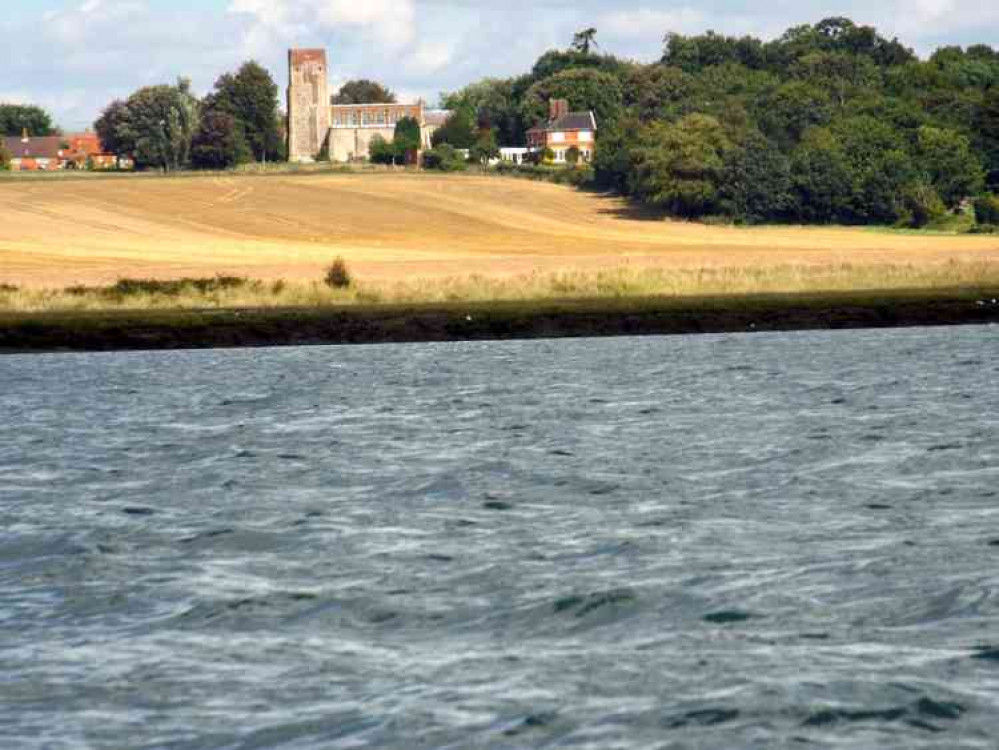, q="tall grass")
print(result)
[1,260,997,313]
